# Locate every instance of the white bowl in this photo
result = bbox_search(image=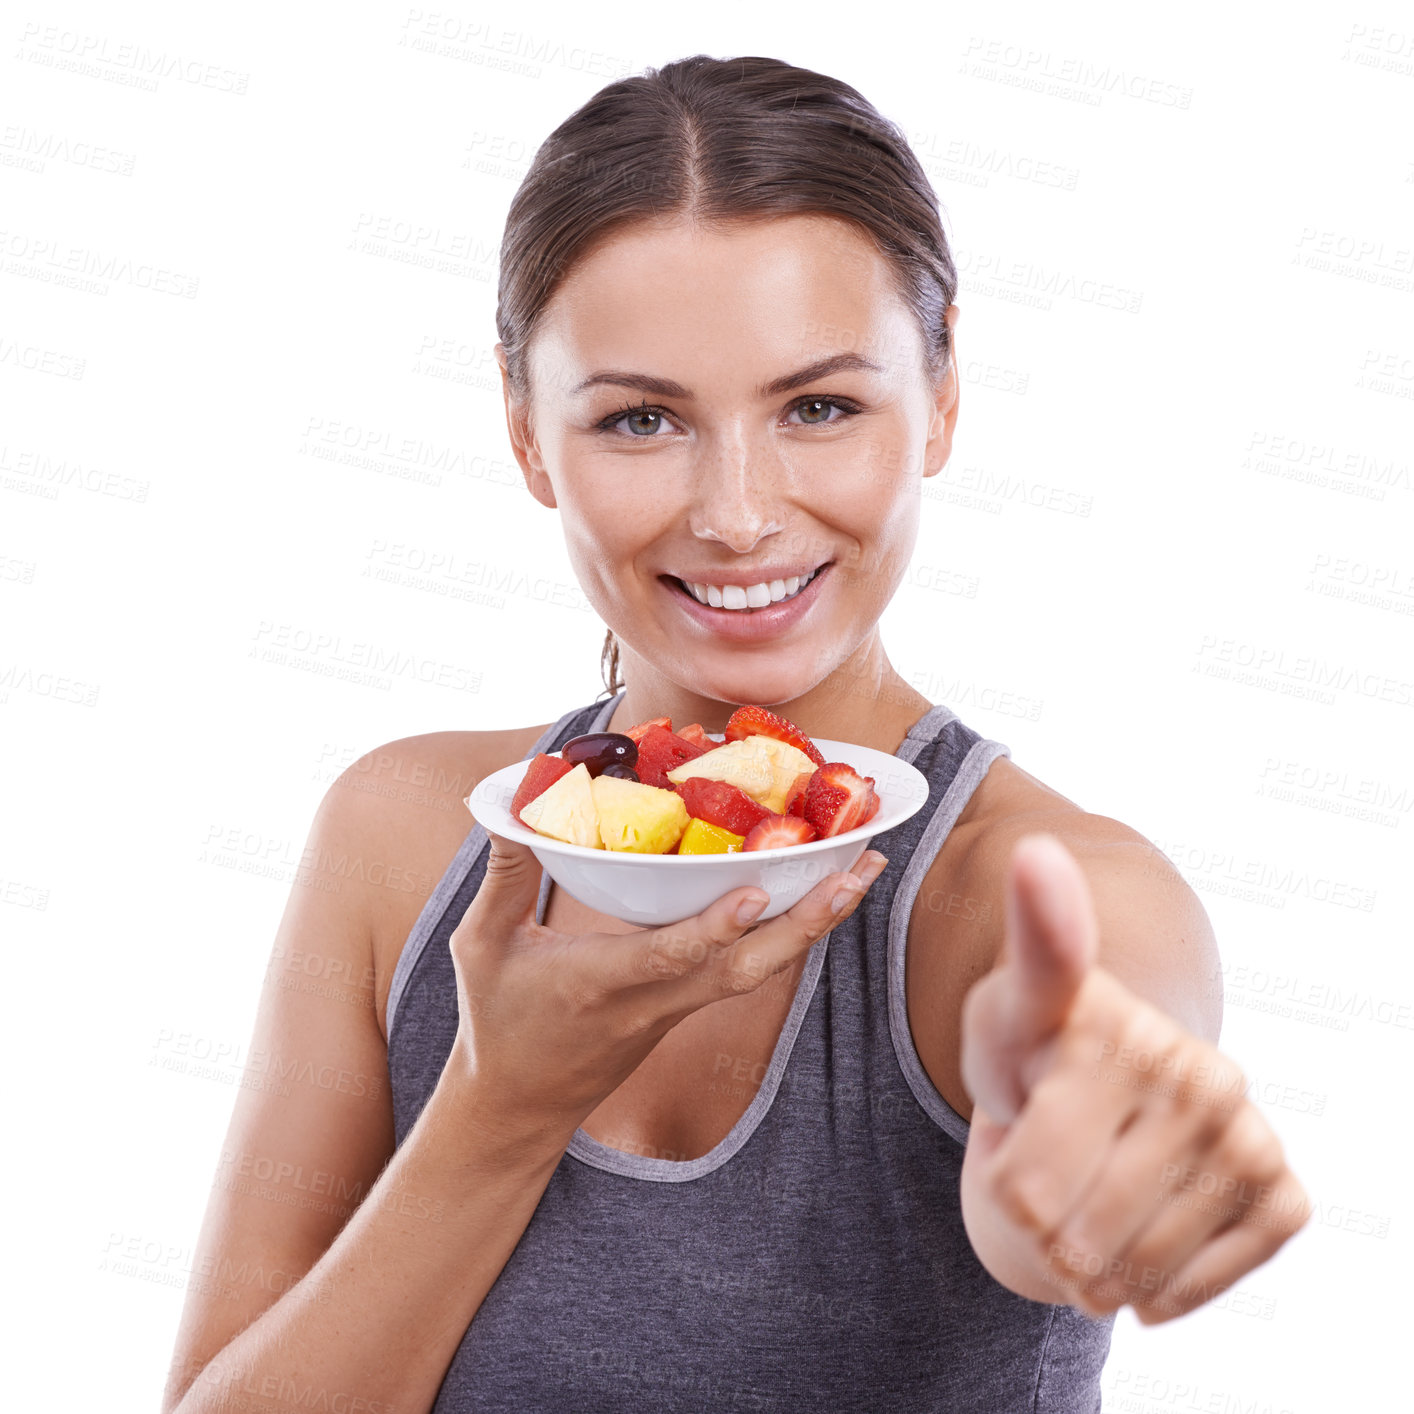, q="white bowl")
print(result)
[466,736,930,927]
